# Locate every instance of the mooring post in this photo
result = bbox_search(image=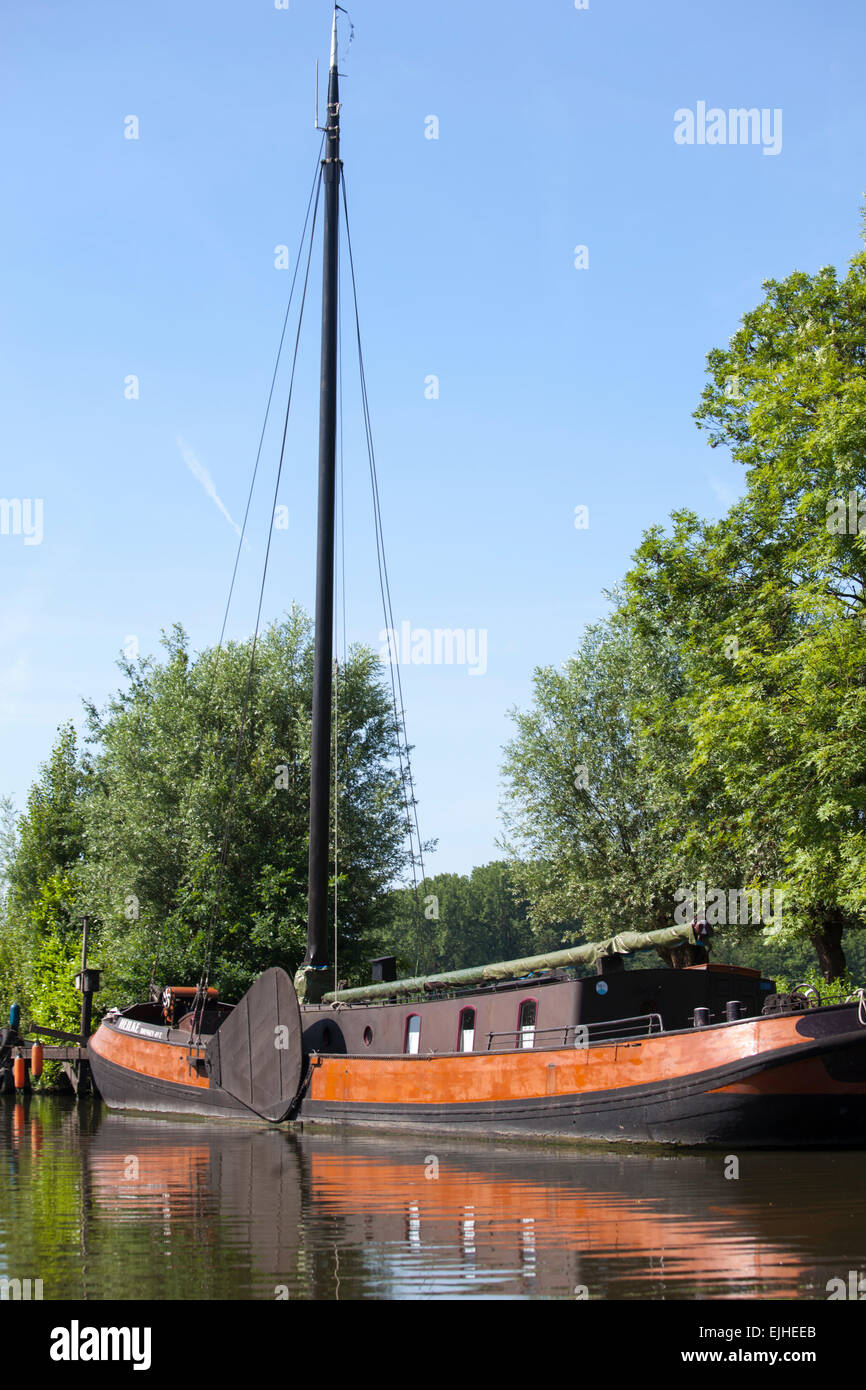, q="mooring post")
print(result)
[0,1004,21,1094]
[73,916,101,1097]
